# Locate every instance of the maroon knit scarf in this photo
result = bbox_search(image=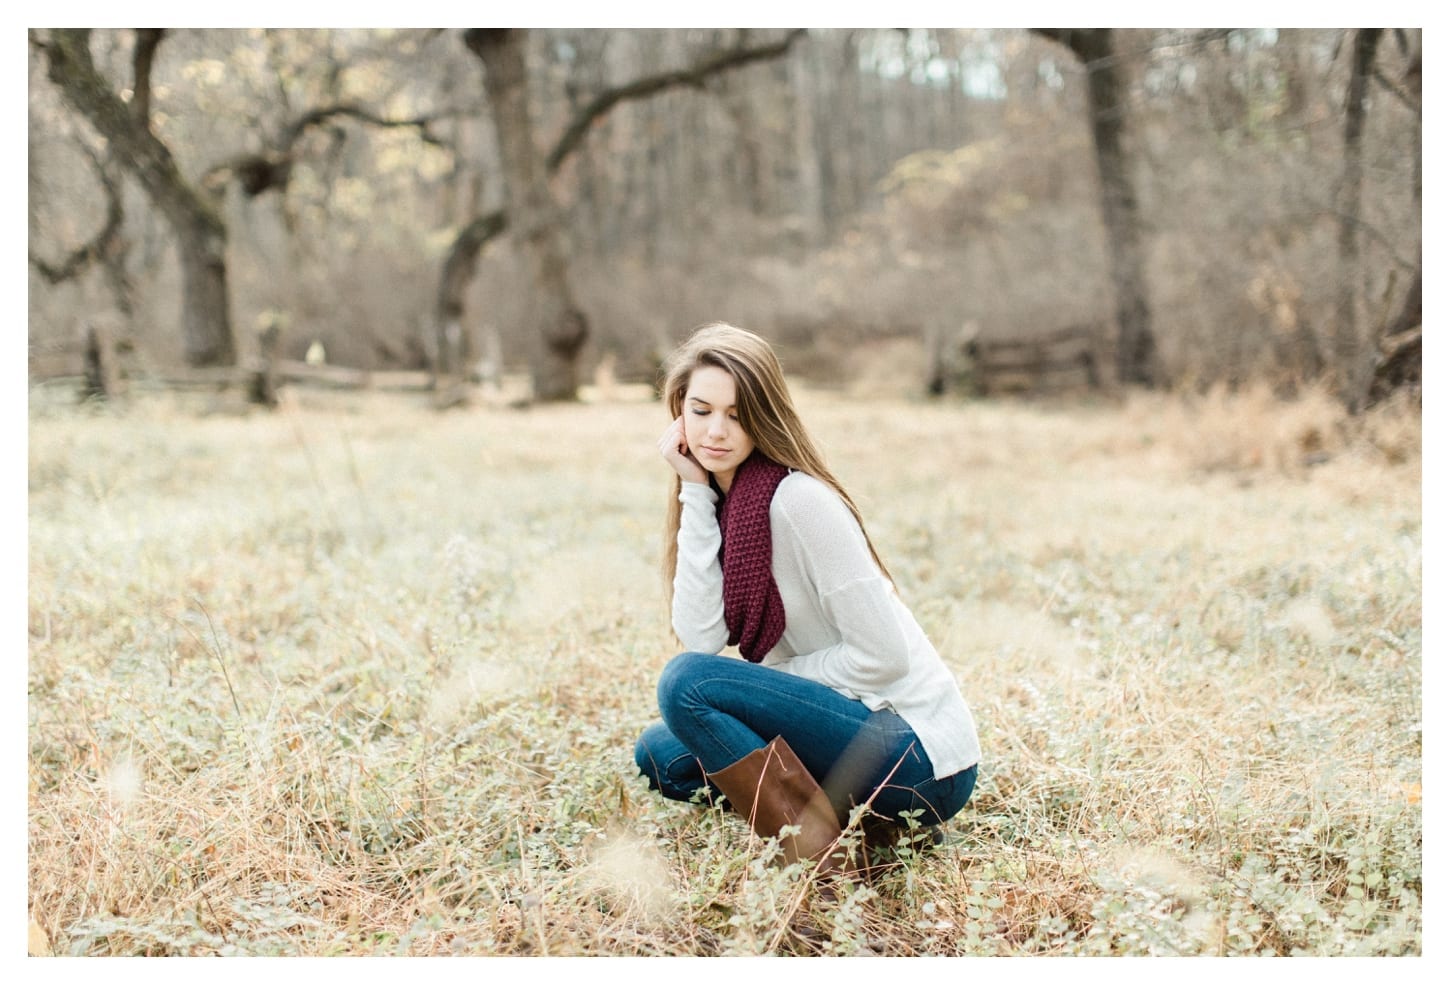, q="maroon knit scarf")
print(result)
[717,451,790,662]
